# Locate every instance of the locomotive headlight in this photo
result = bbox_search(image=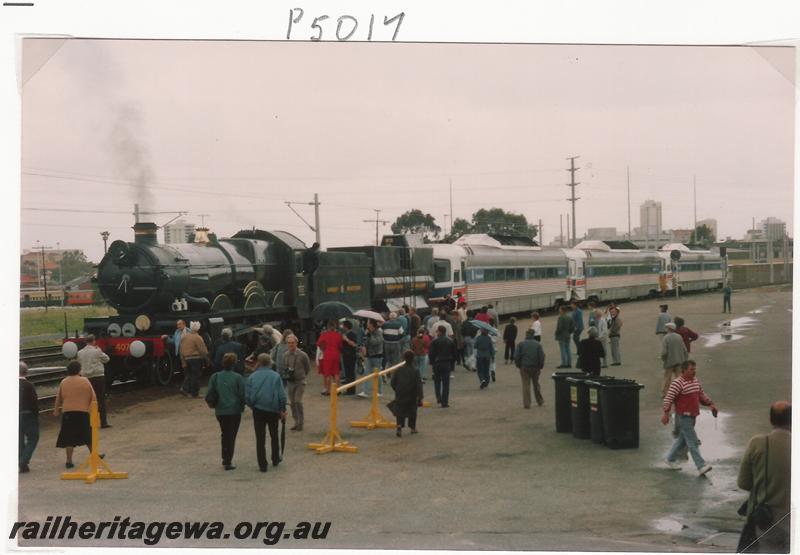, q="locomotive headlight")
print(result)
[135,314,151,331]
[107,323,122,337]
[121,323,136,338]
[62,341,78,359]
[130,340,146,358]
